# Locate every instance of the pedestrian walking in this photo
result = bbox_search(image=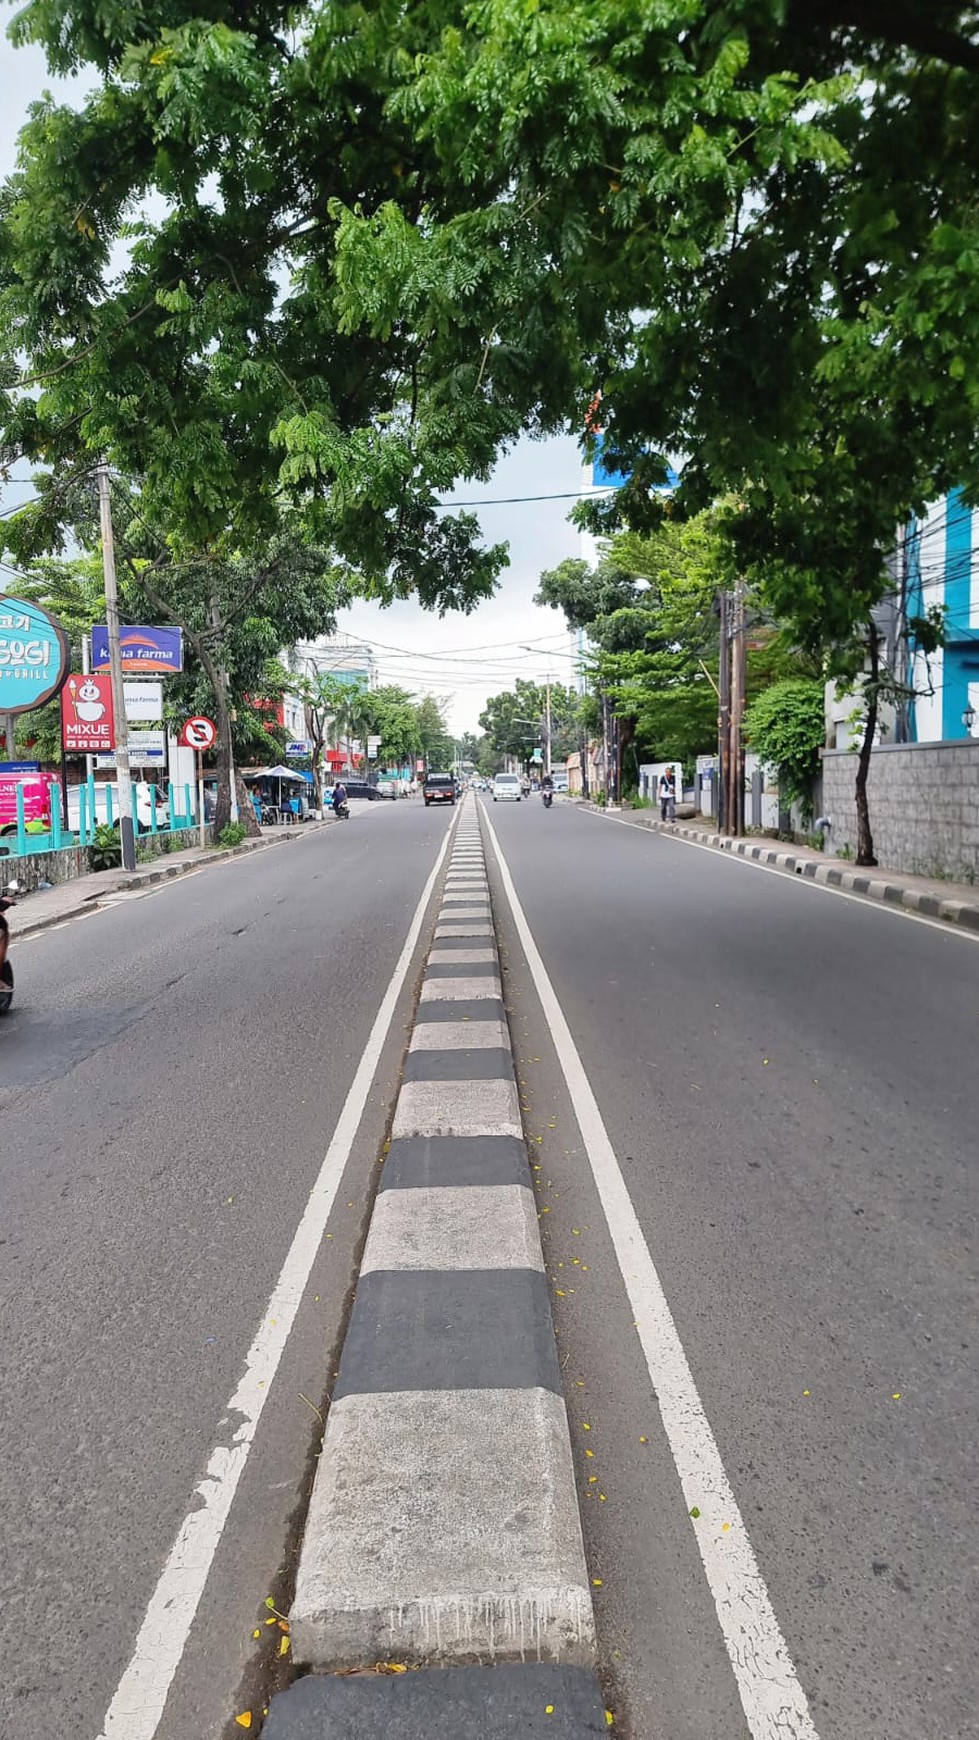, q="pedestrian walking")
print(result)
[658,766,677,822]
